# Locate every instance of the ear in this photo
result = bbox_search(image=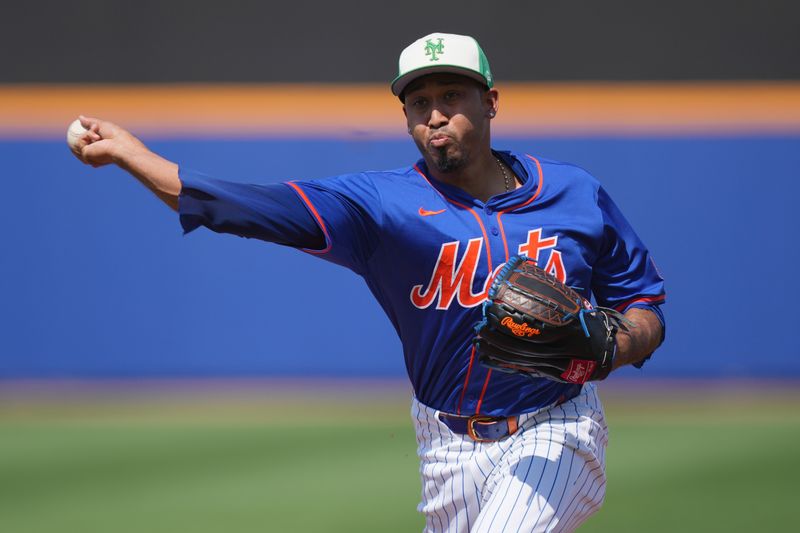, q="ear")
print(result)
[403,105,412,134]
[485,88,499,118]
